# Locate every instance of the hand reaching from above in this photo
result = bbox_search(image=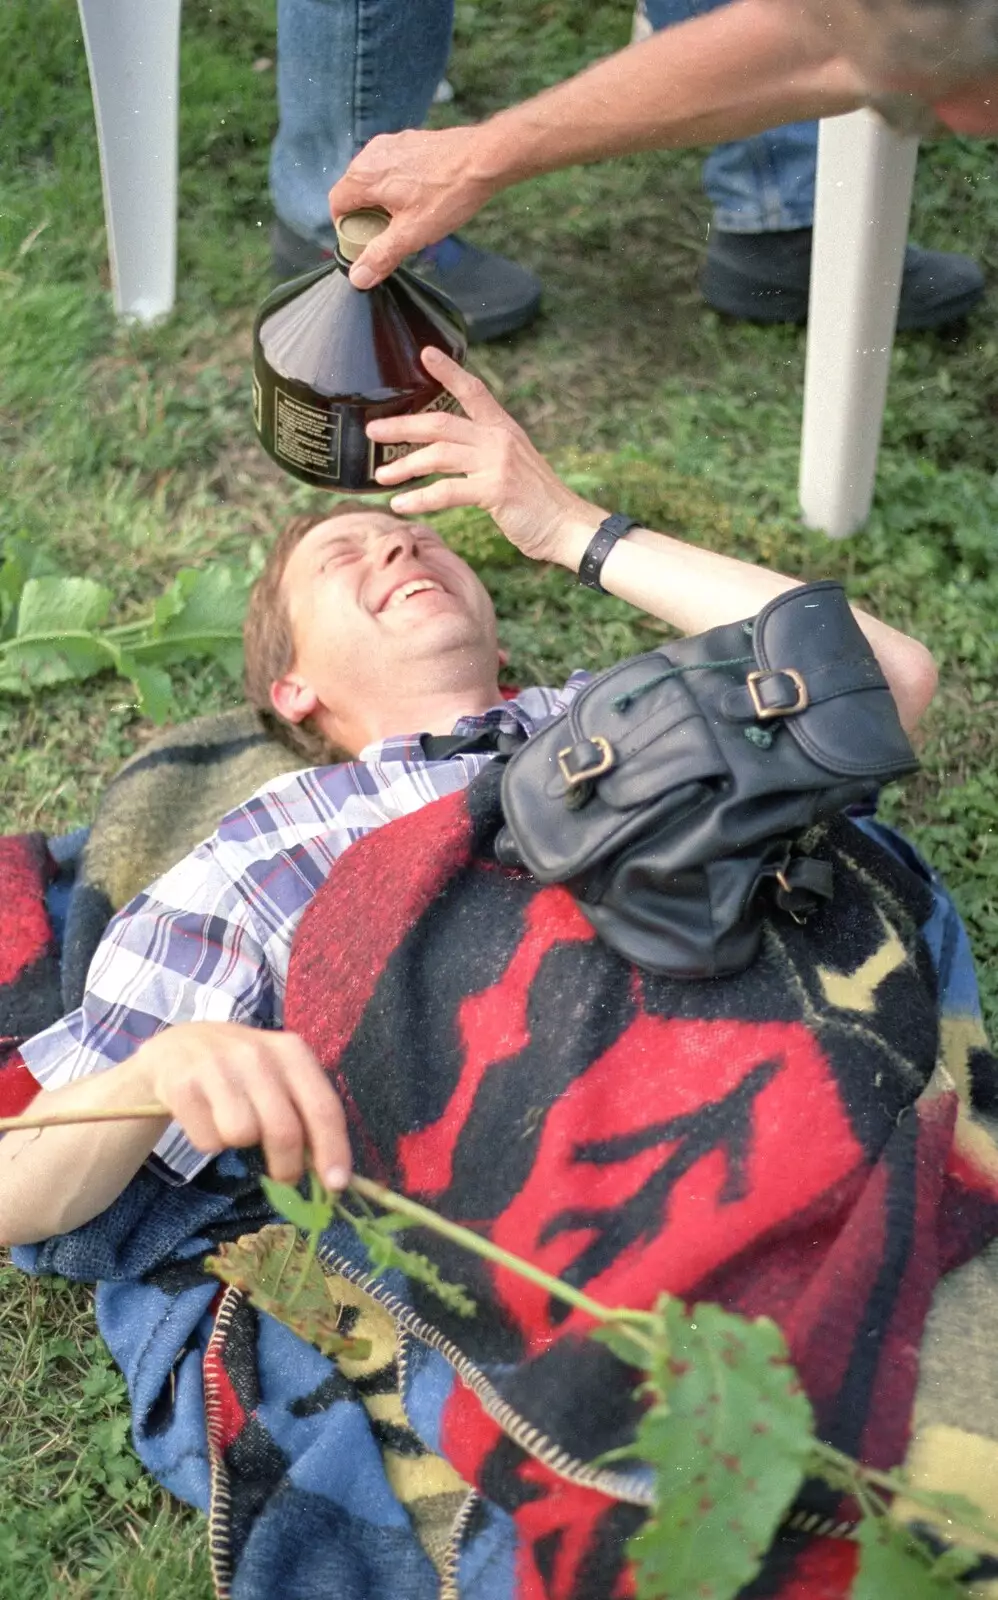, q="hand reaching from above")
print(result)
[328,128,500,288]
[366,348,605,567]
[134,1021,351,1190]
